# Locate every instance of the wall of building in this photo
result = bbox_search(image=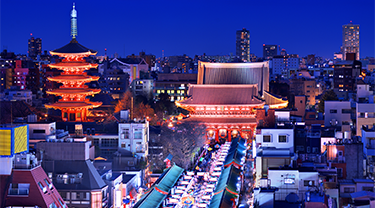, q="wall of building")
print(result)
[256,128,294,151]
[356,103,375,136]
[36,141,90,161]
[268,169,318,201]
[29,122,56,139]
[324,101,351,128]
[345,143,364,179]
[118,122,149,158]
